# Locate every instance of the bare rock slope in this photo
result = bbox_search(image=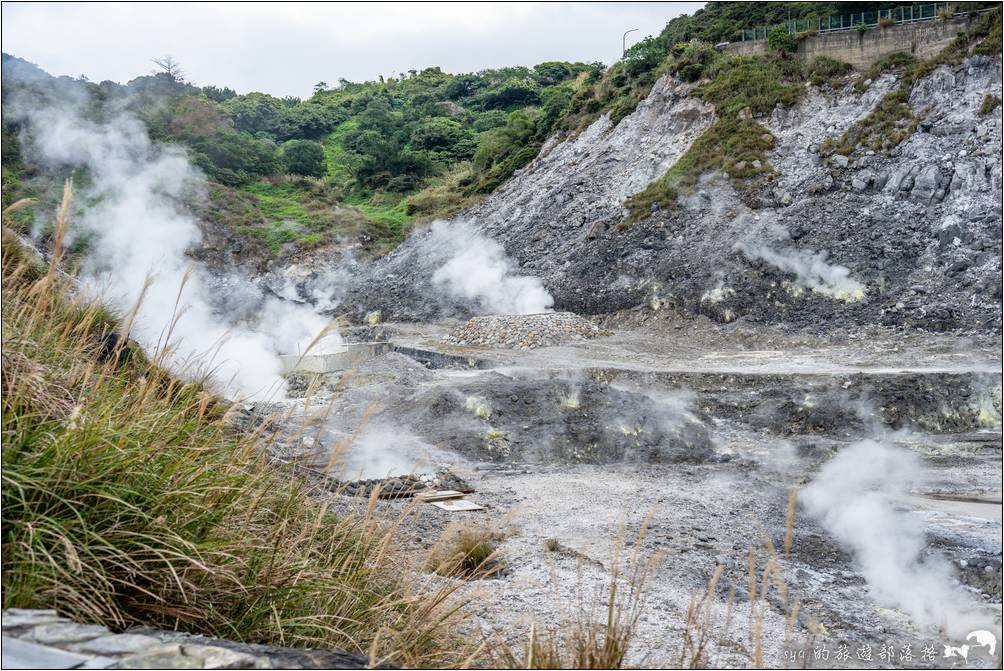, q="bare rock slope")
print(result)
[341,55,1002,334]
